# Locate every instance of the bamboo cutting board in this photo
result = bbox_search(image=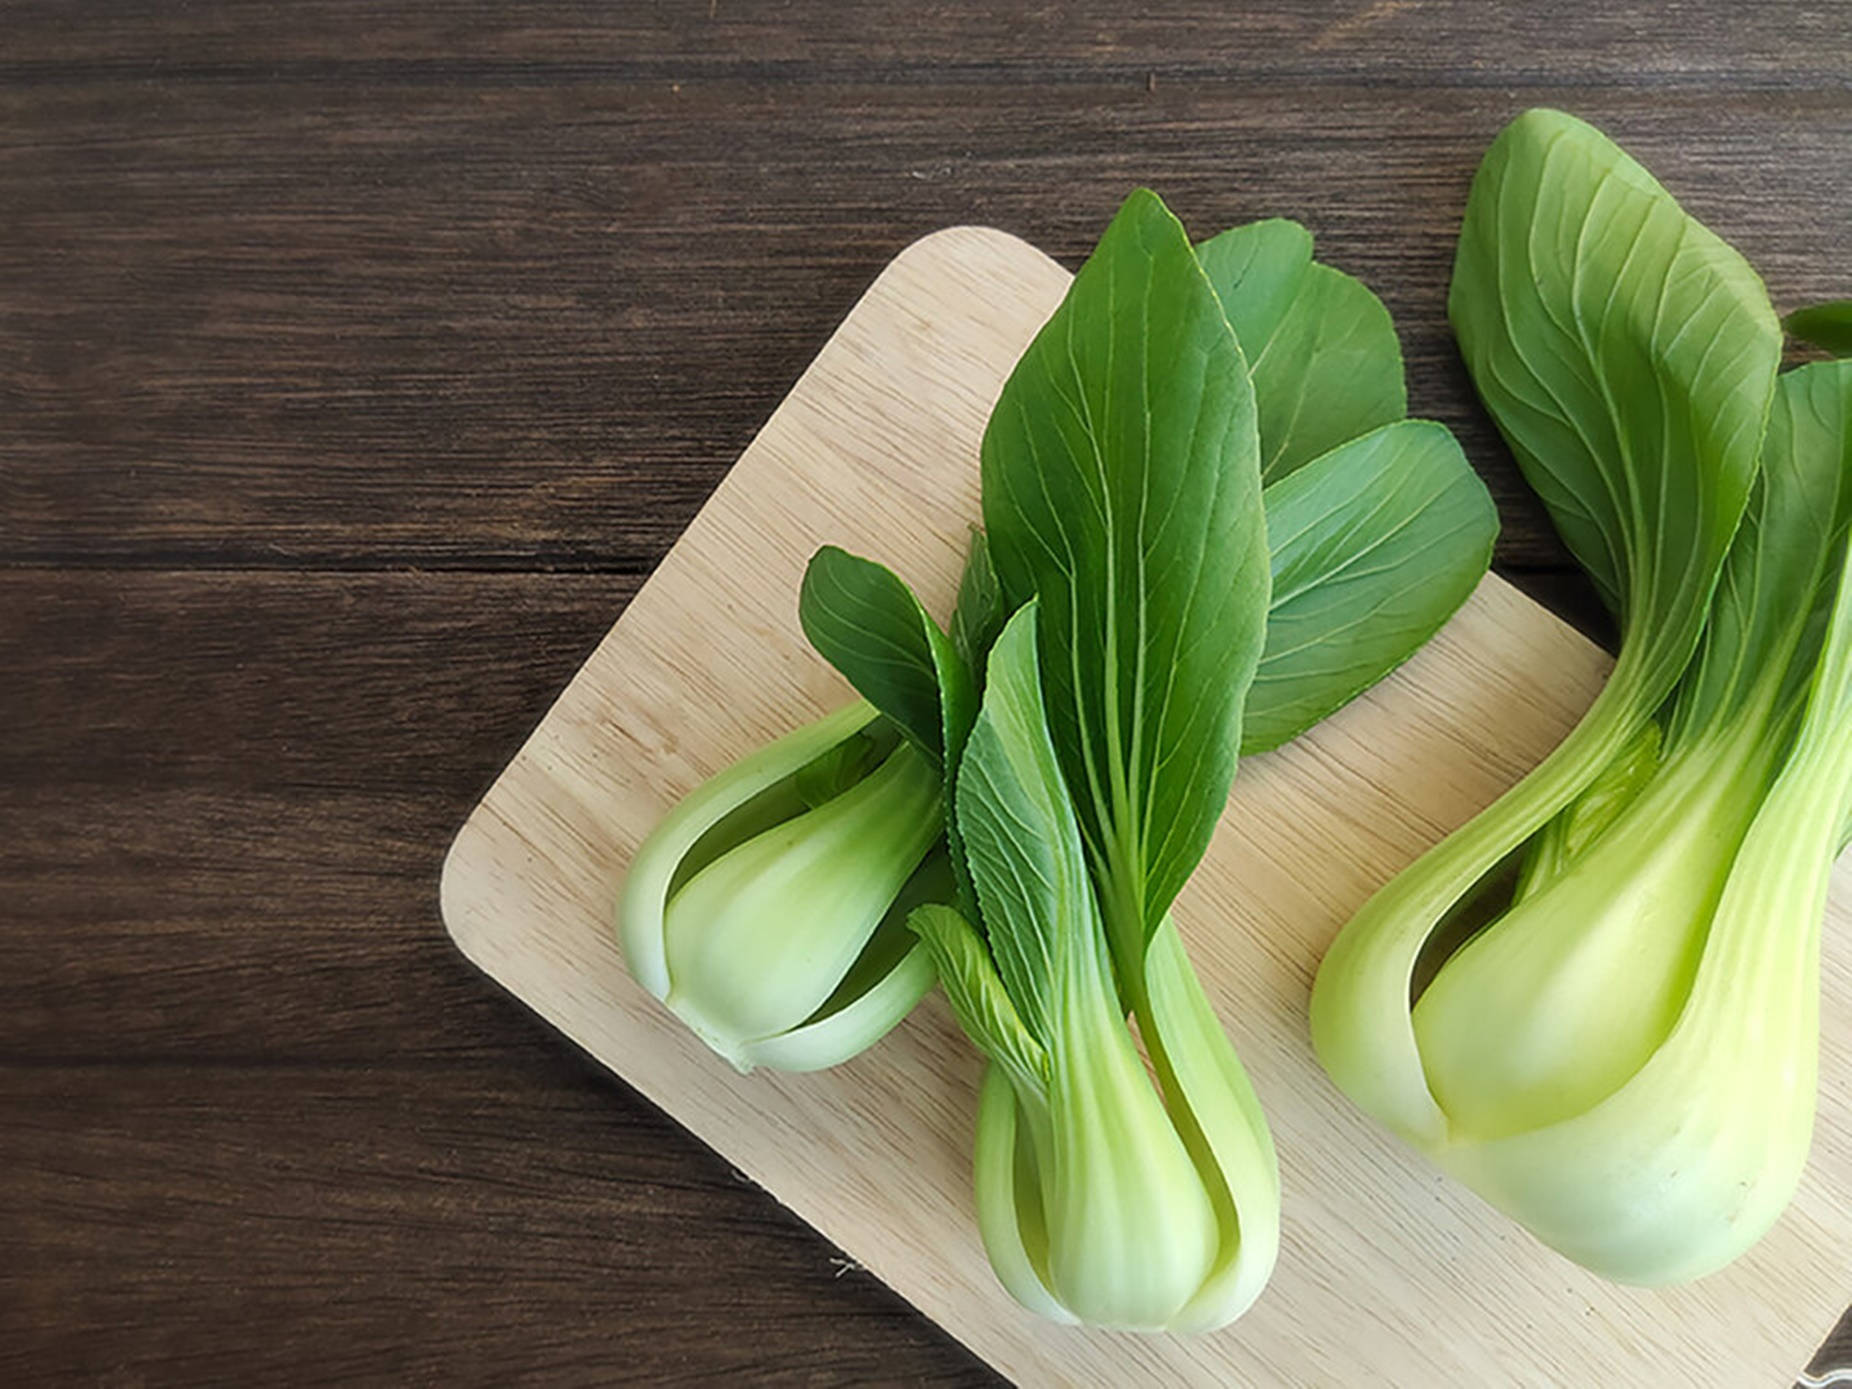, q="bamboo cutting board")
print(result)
[439,226,1850,1387]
